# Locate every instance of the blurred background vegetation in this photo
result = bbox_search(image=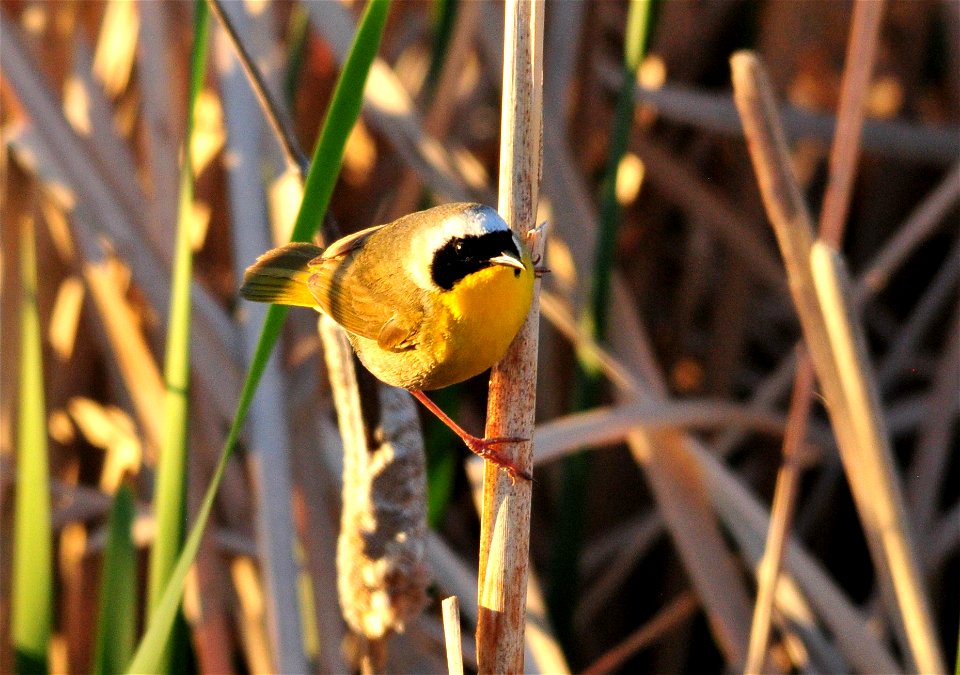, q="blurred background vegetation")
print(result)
[1,0,958,673]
